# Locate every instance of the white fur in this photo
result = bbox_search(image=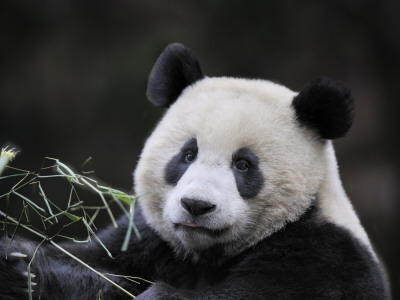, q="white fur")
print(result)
[134,77,373,258]
[164,161,249,251]
[318,142,373,252]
